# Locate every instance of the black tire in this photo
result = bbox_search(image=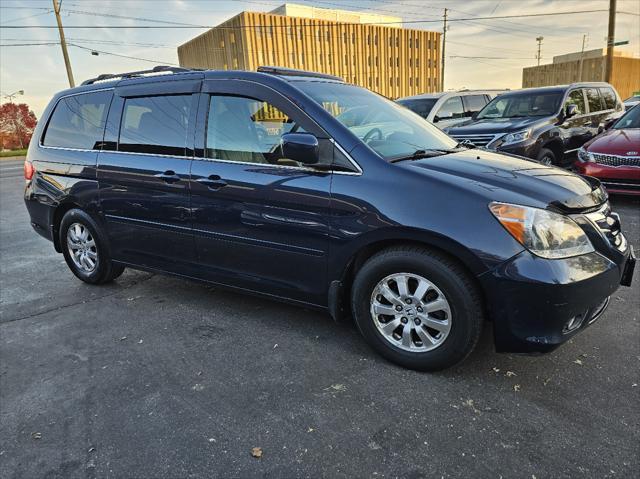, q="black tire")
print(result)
[59,208,125,284]
[536,147,556,166]
[351,246,483,371]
